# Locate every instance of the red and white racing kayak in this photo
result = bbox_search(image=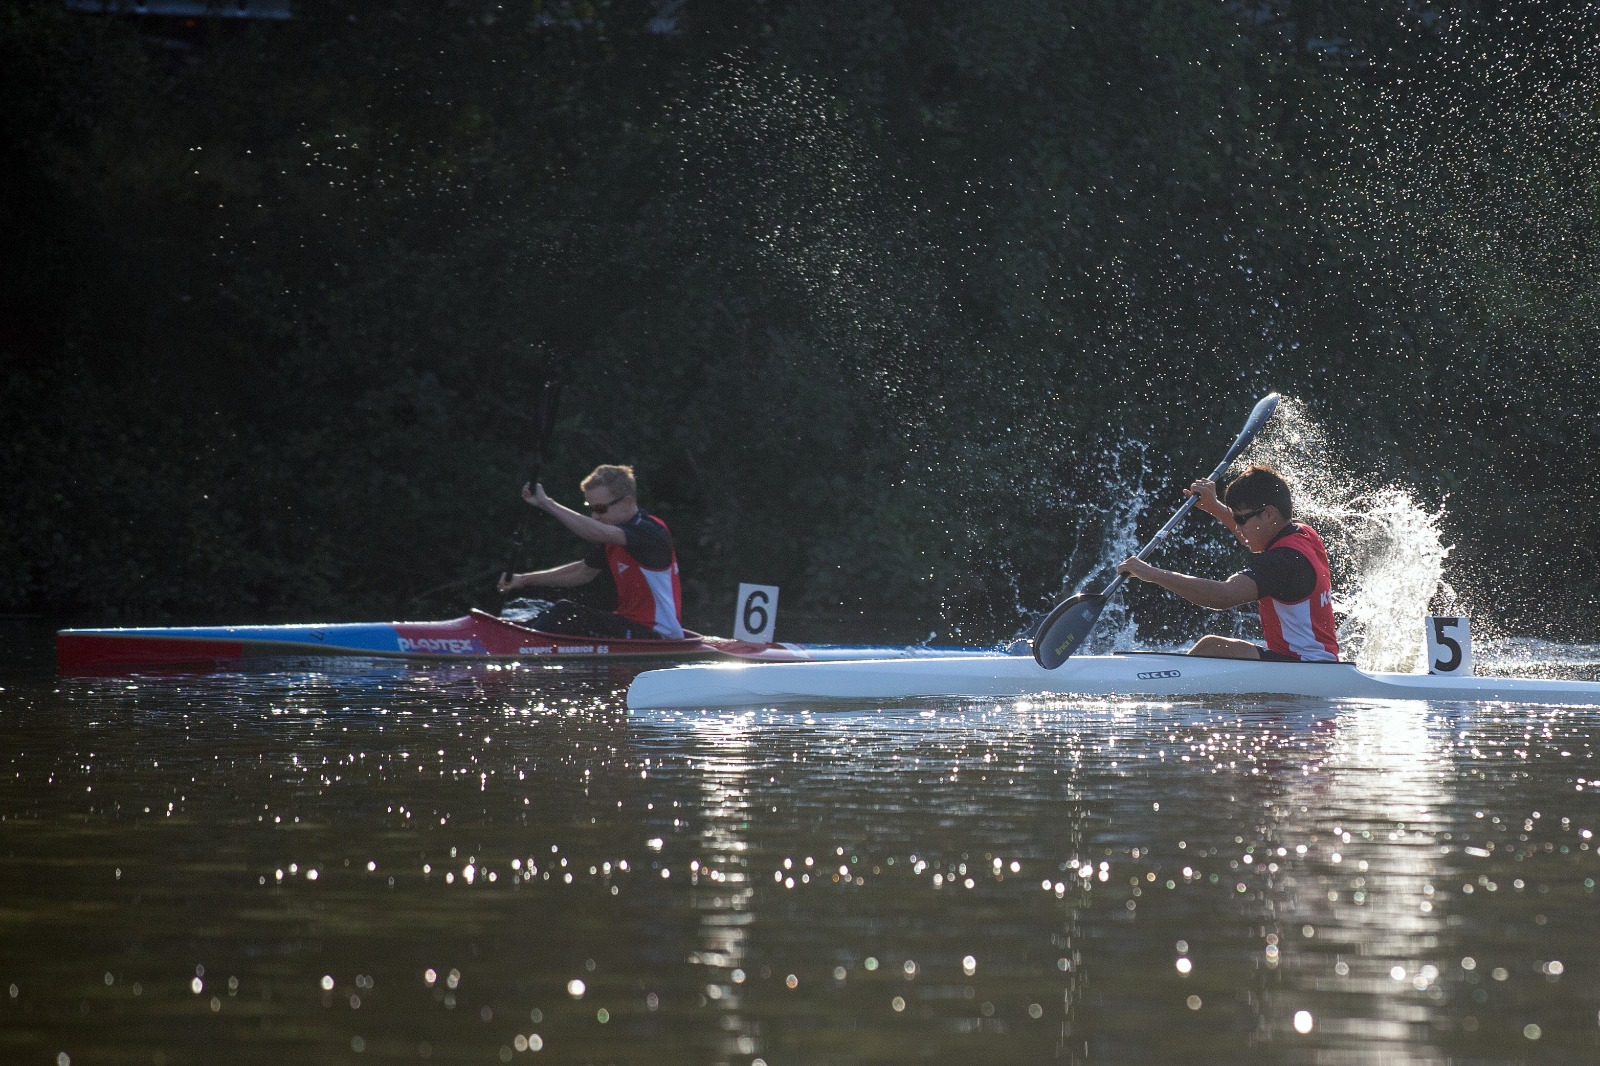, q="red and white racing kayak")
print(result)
[56,609,955,674]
